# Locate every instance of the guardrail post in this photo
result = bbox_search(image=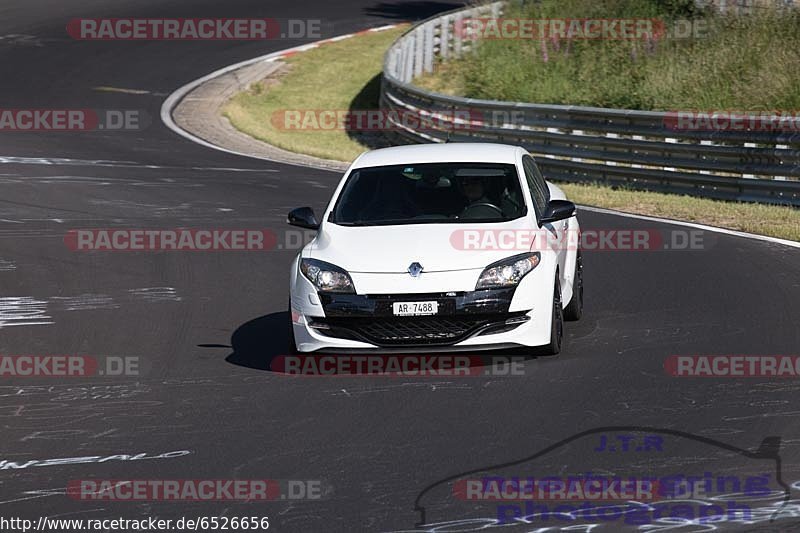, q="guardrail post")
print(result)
[413,26,424,78]
[440,15,450,60]
[775,144,788,180]
[453,13,463,57]
[743,142,756,179]
[631,135,643,168]
[402,39,413,83]
[664,138,677,172]
[606,133,619,166]
[699,140,712,174]
[423,22,435,73]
